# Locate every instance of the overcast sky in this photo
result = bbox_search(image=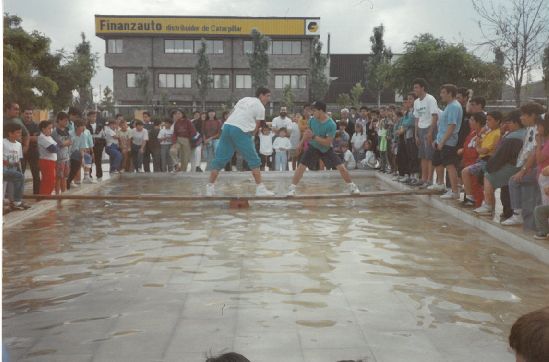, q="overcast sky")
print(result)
[4,0,543,100]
